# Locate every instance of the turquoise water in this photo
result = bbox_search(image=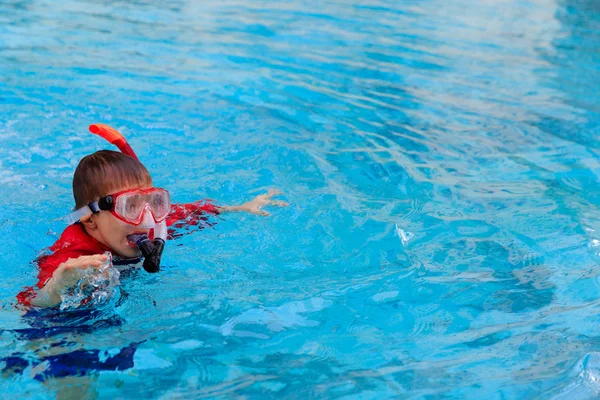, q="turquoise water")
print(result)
[1,0,600,398]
